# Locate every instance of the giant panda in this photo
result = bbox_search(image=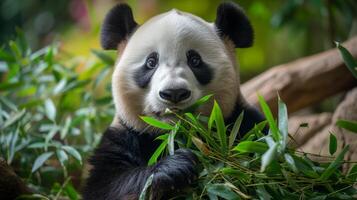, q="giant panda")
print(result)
[83,2,265,200]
